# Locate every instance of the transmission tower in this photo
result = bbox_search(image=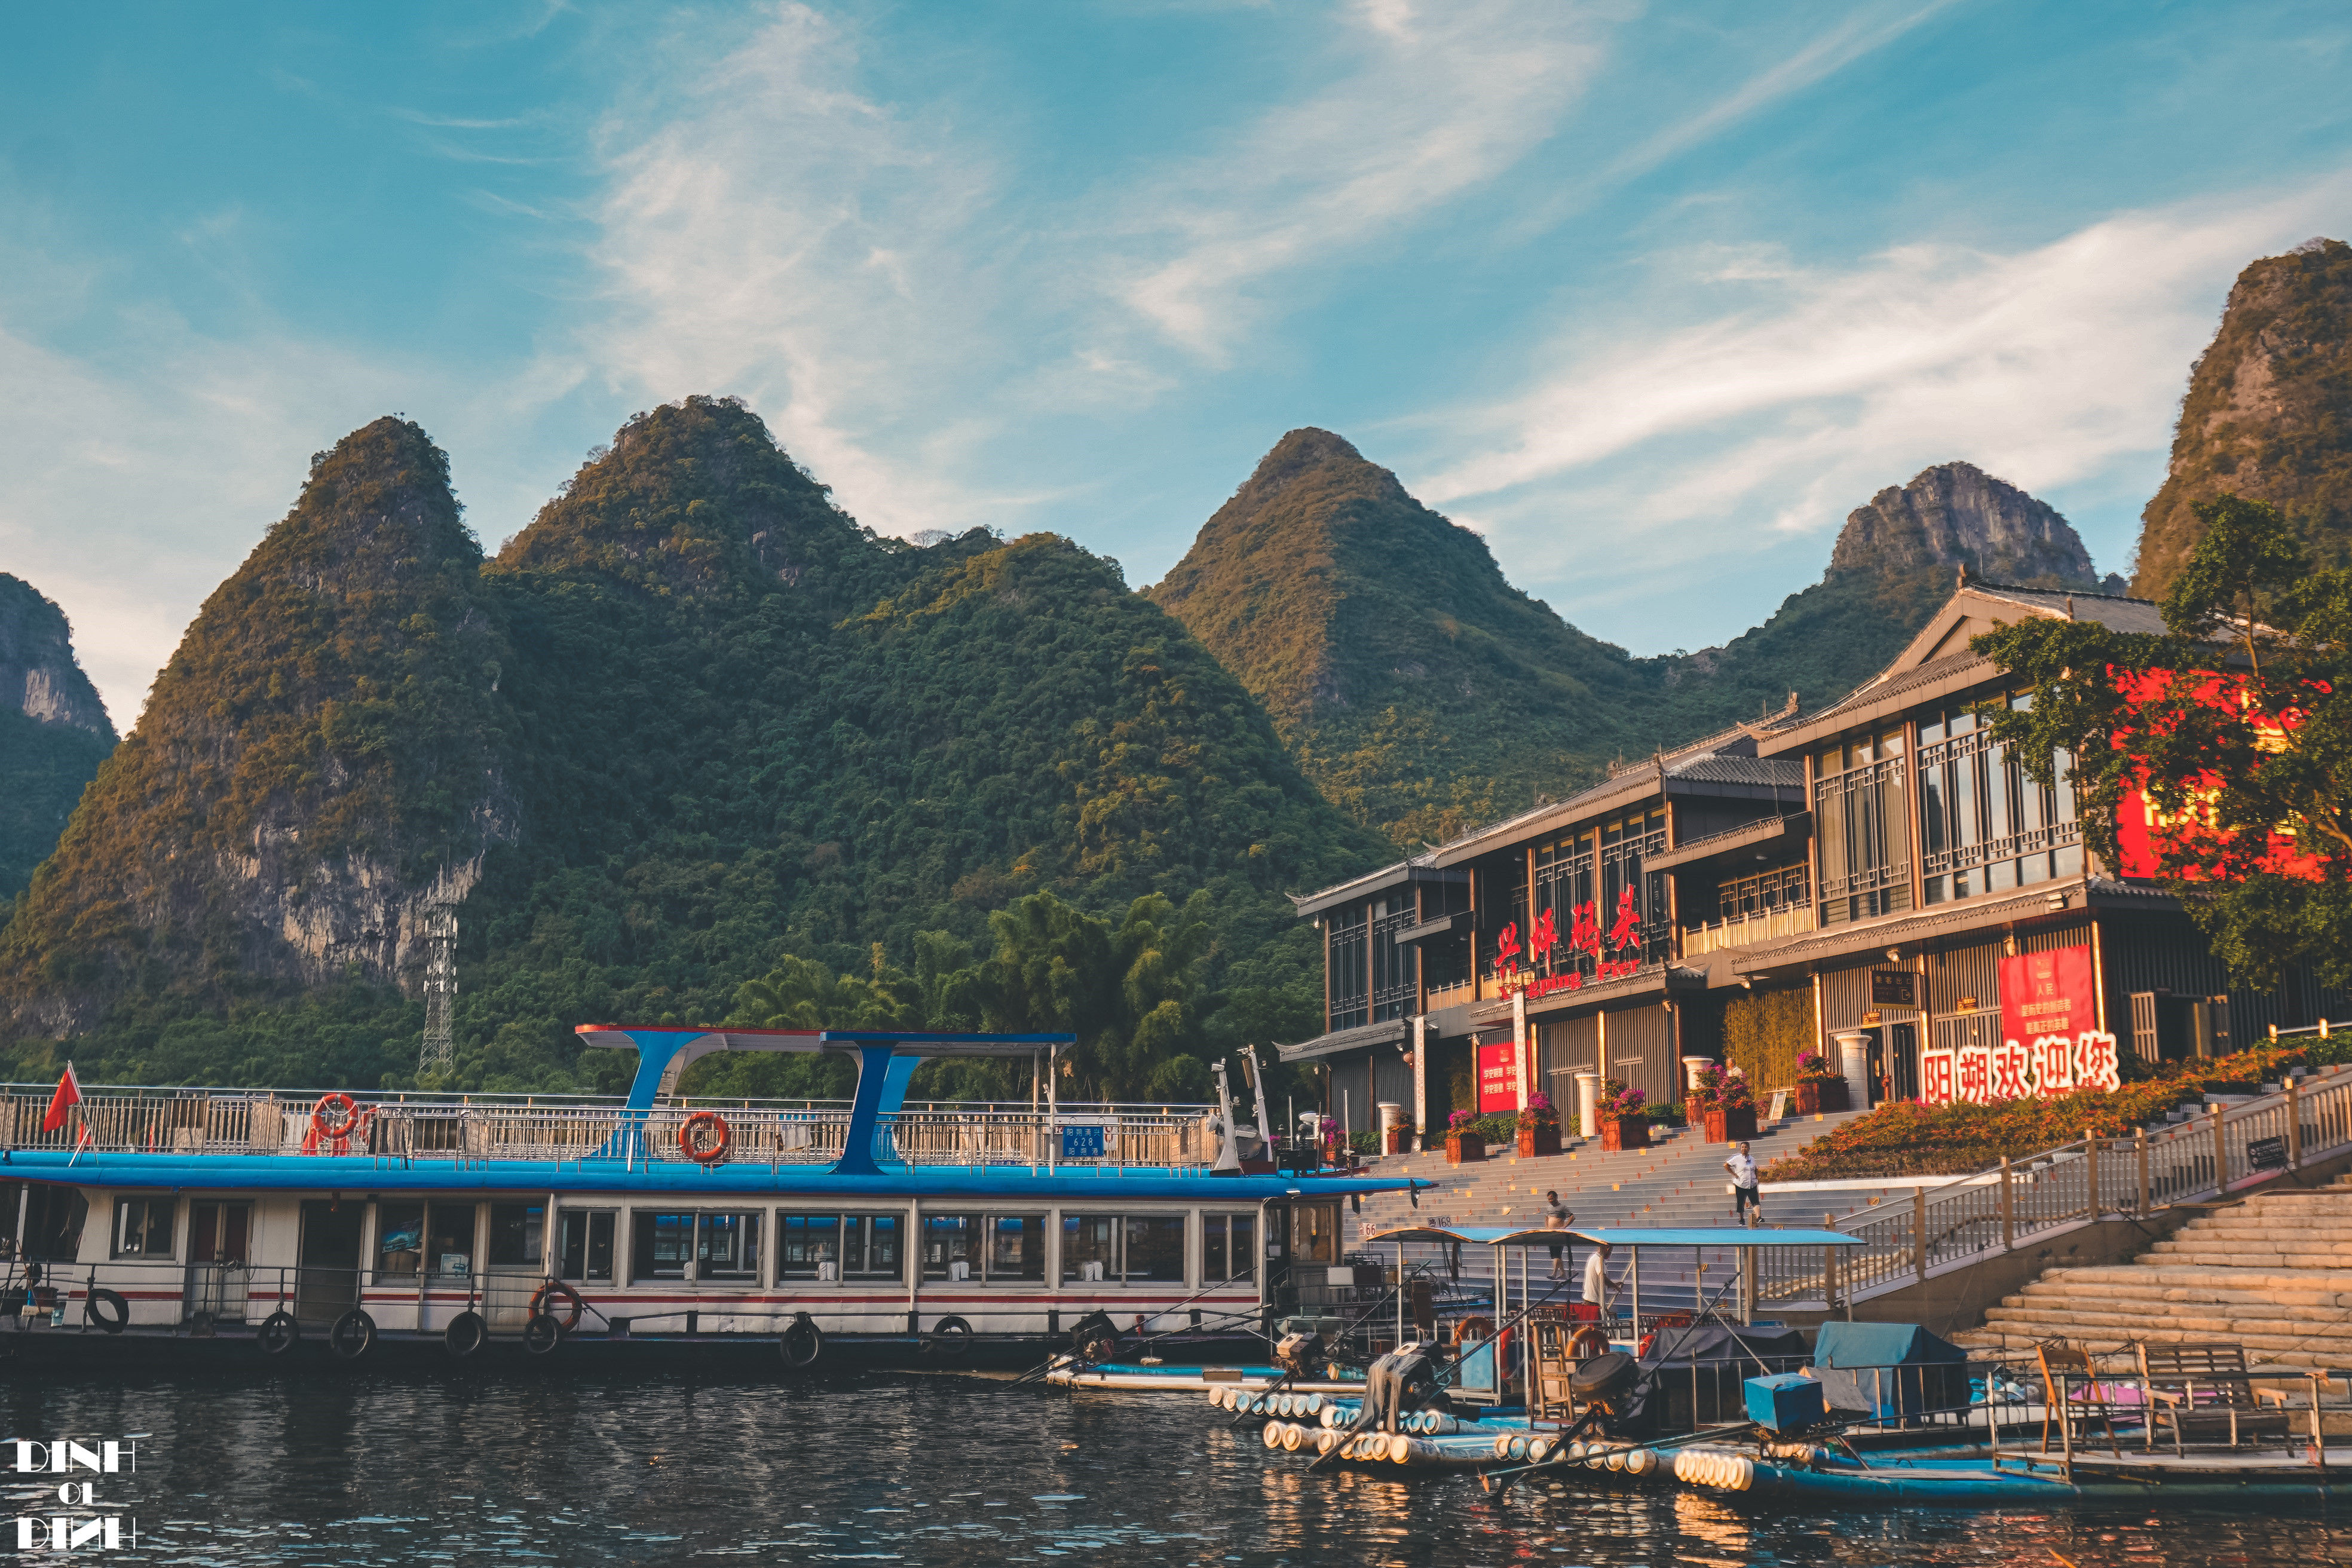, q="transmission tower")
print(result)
[419,901,458,1074]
